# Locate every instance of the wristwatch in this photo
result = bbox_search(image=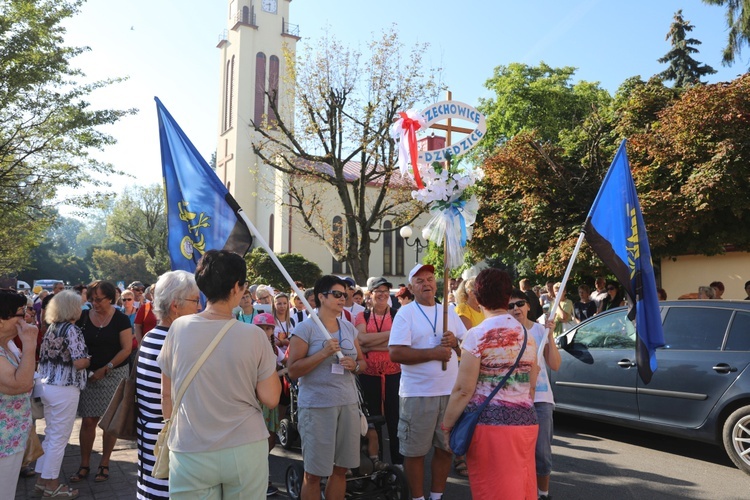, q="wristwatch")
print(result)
[106,362,114,370]
[353,362,361,374]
